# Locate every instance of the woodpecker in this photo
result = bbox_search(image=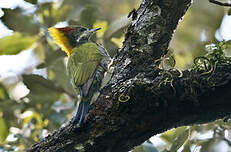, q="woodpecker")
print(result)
[48,26,111,125]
